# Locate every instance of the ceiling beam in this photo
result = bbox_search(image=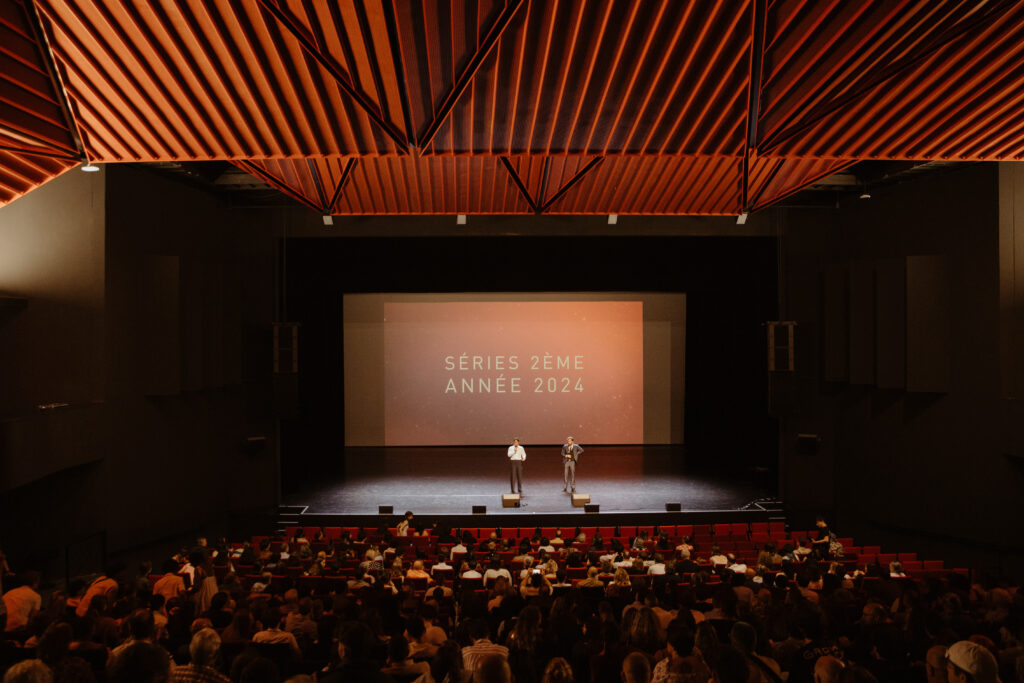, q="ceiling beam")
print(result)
[499,156,538,213]
[540,156,604,213]
[254,0,409,153]
[417,0,525,151]
[326,157,357,214]
[741,0,767,212]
